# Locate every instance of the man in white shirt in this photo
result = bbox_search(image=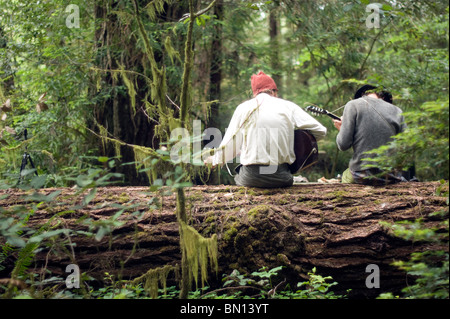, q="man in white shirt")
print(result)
[206,71,327,188]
